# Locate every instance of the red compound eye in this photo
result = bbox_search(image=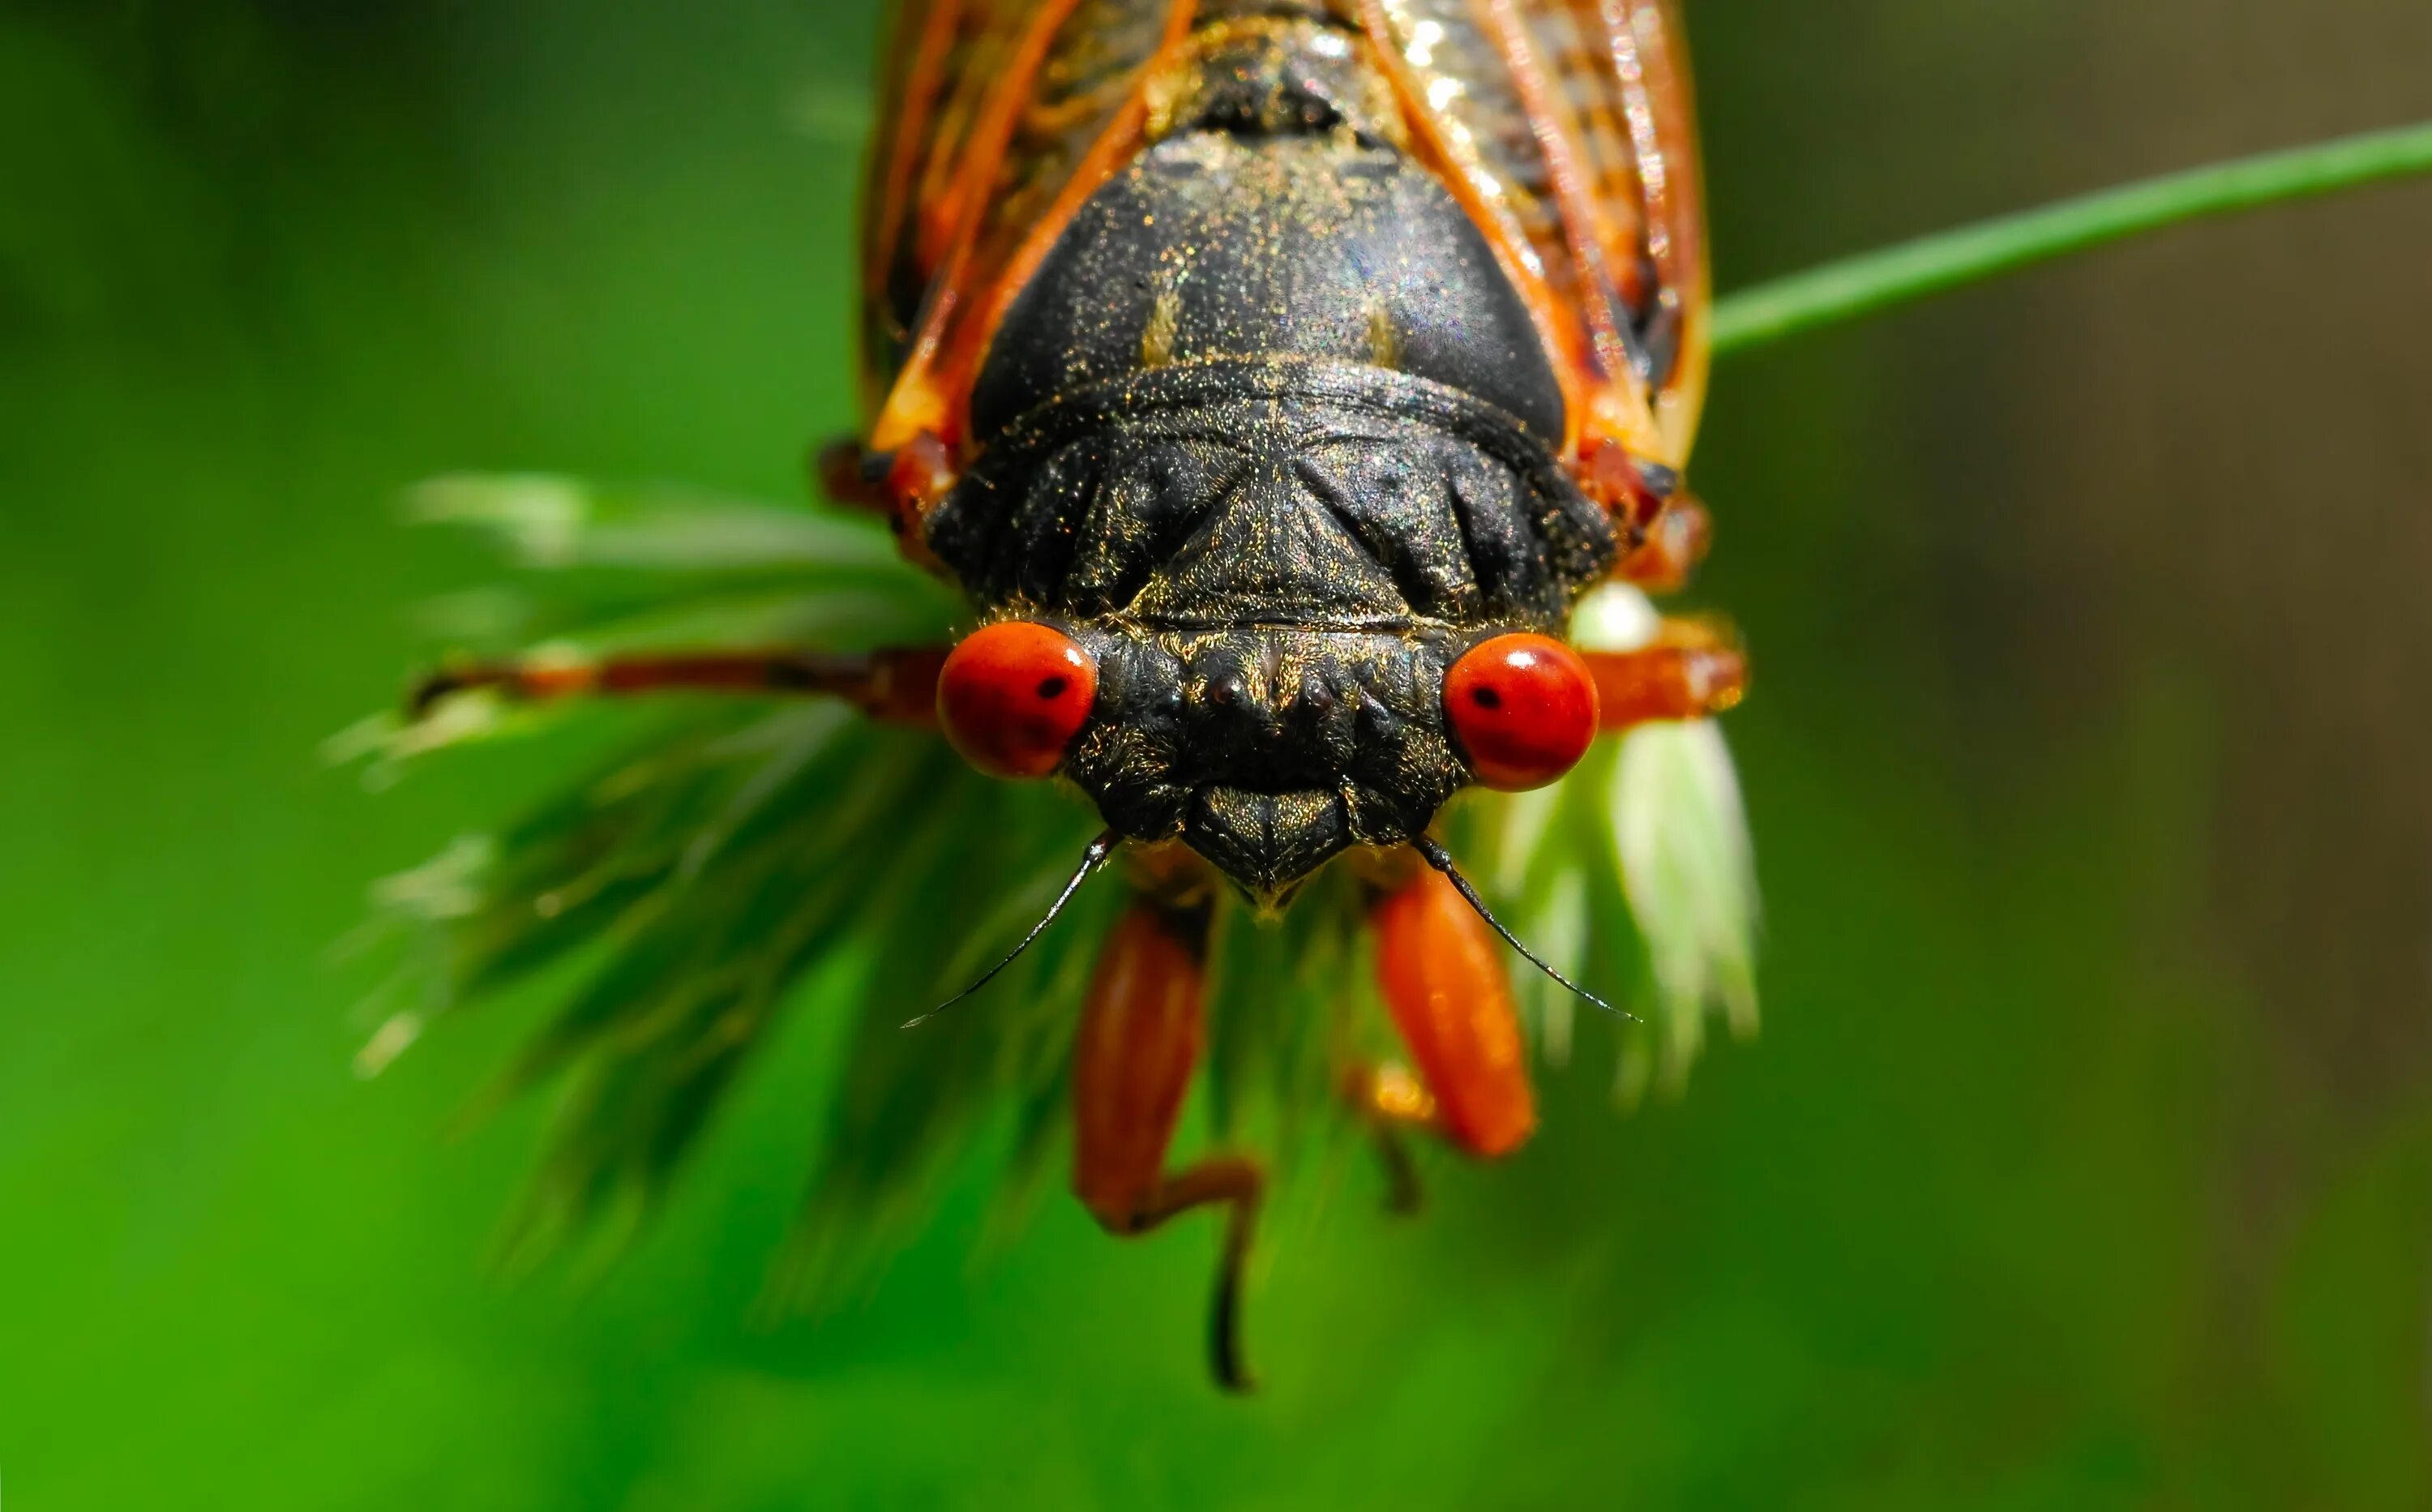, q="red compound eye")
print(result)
[937,621,1098,779]
[1443,633,1599,790]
